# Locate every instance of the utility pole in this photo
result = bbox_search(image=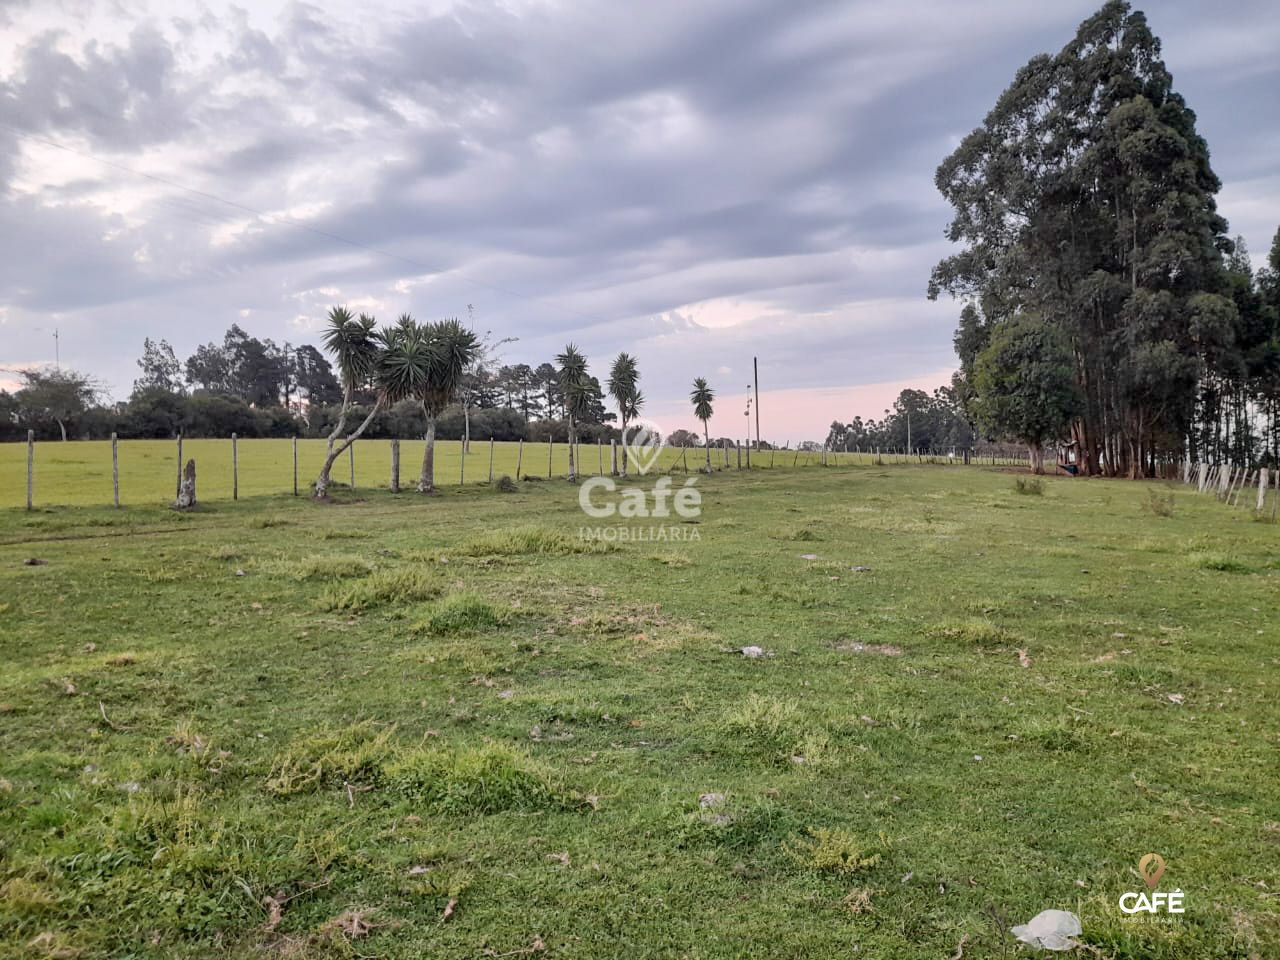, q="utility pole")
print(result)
[753,356,760,450]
